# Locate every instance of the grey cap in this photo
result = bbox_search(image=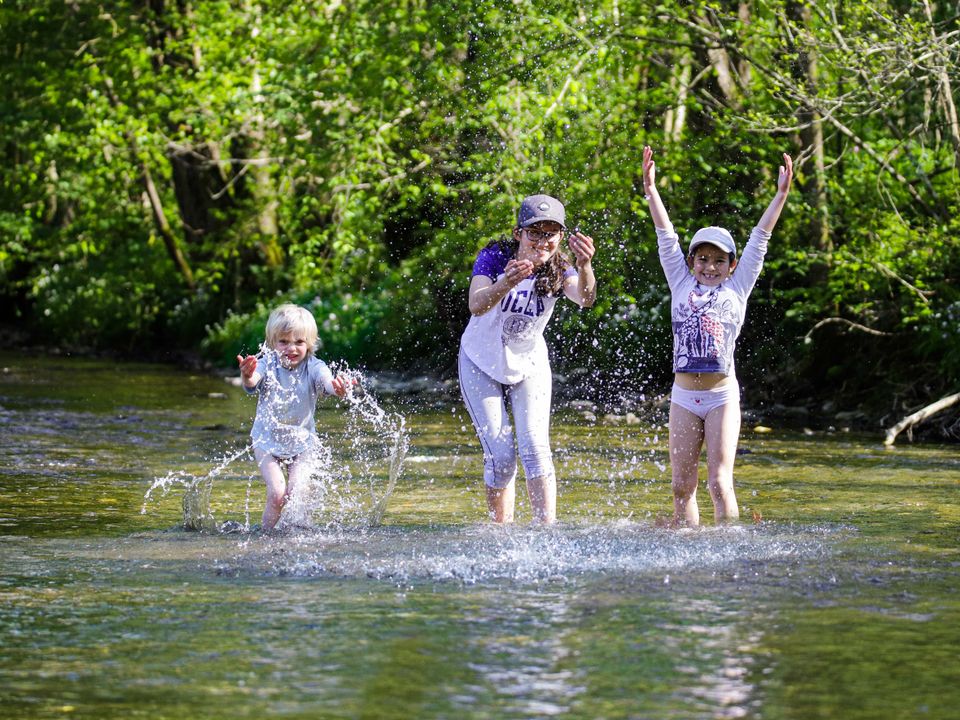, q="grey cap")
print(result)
[688,226,736,256]
[517,194,566,229]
